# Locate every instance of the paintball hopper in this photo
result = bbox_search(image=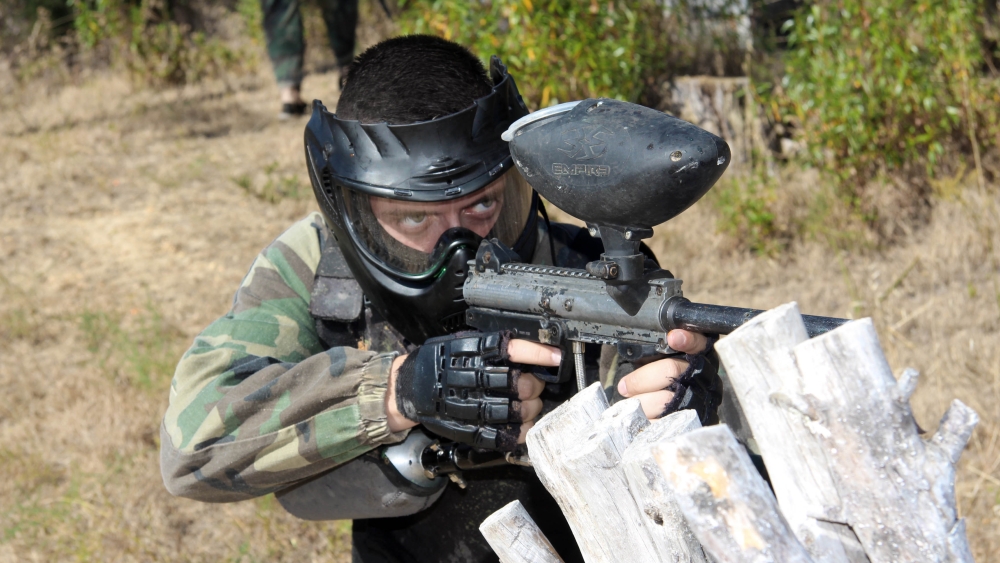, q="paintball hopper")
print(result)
[504,99,730,229]
[503,99,732,314]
